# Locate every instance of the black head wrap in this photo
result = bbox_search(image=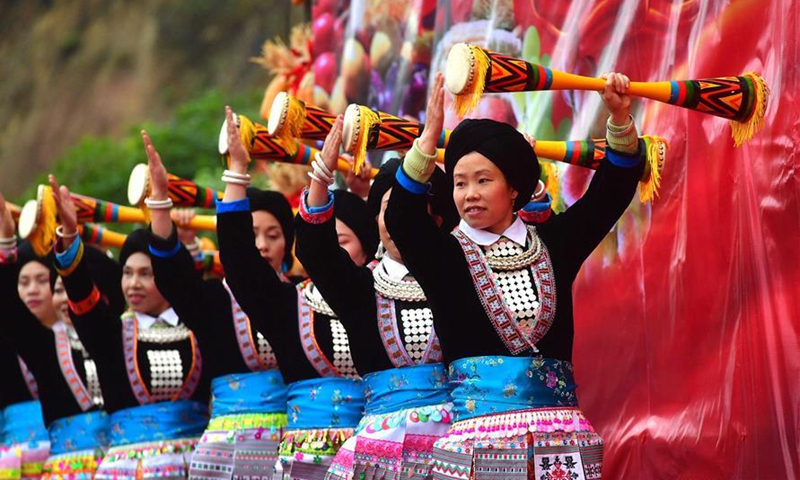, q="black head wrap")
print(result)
[332,190,378,260]
[444,119,540,211]
[83,246,125,317]
[246,187,295,271]
[17,240,56,287]
[368,158,459,232]
[118,228,150,267]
